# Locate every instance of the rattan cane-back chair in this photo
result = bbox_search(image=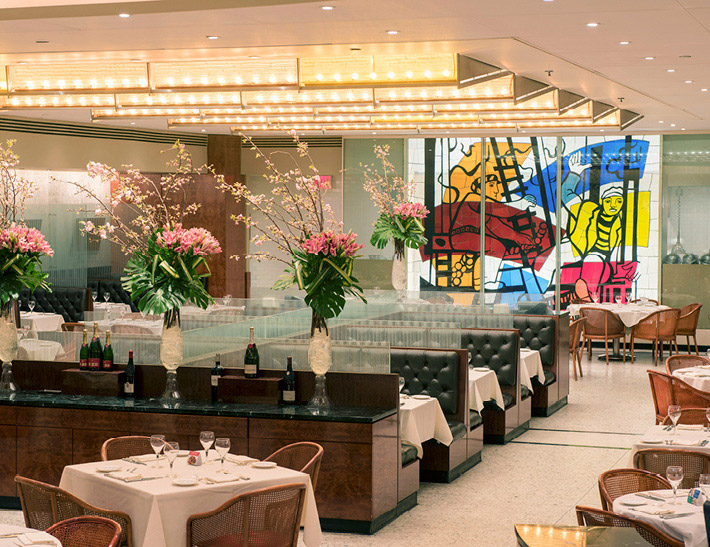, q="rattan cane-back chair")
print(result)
[15,476,133,547]
[101,436,153,461]
[186,483,306,547]
[631,299,661,305]
[669,374,710,408]
[648,370,676,424]
[263,442,324,491]
[676,303,702,355]
[631,309,681,366]
[47,516,122,547]
[665,354,710,376]
[575,506,683,547]
[634,448,710,490]
[569,317,586,380]
[660,408,709,426]
[580,307,626,365]
[598,468,671,511]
